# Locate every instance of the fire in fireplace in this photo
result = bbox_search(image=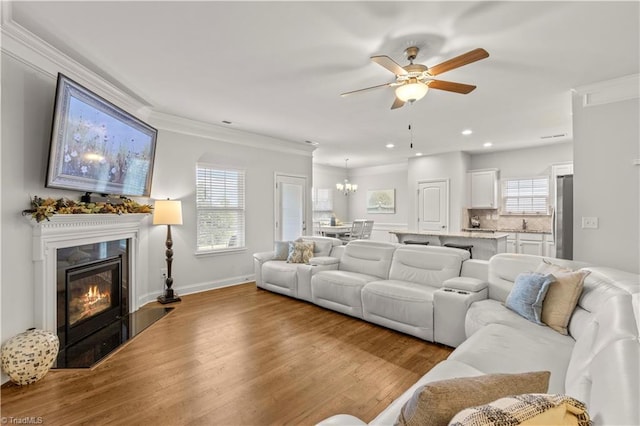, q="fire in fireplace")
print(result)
[64,256,123,347]
[68,269,114,326]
